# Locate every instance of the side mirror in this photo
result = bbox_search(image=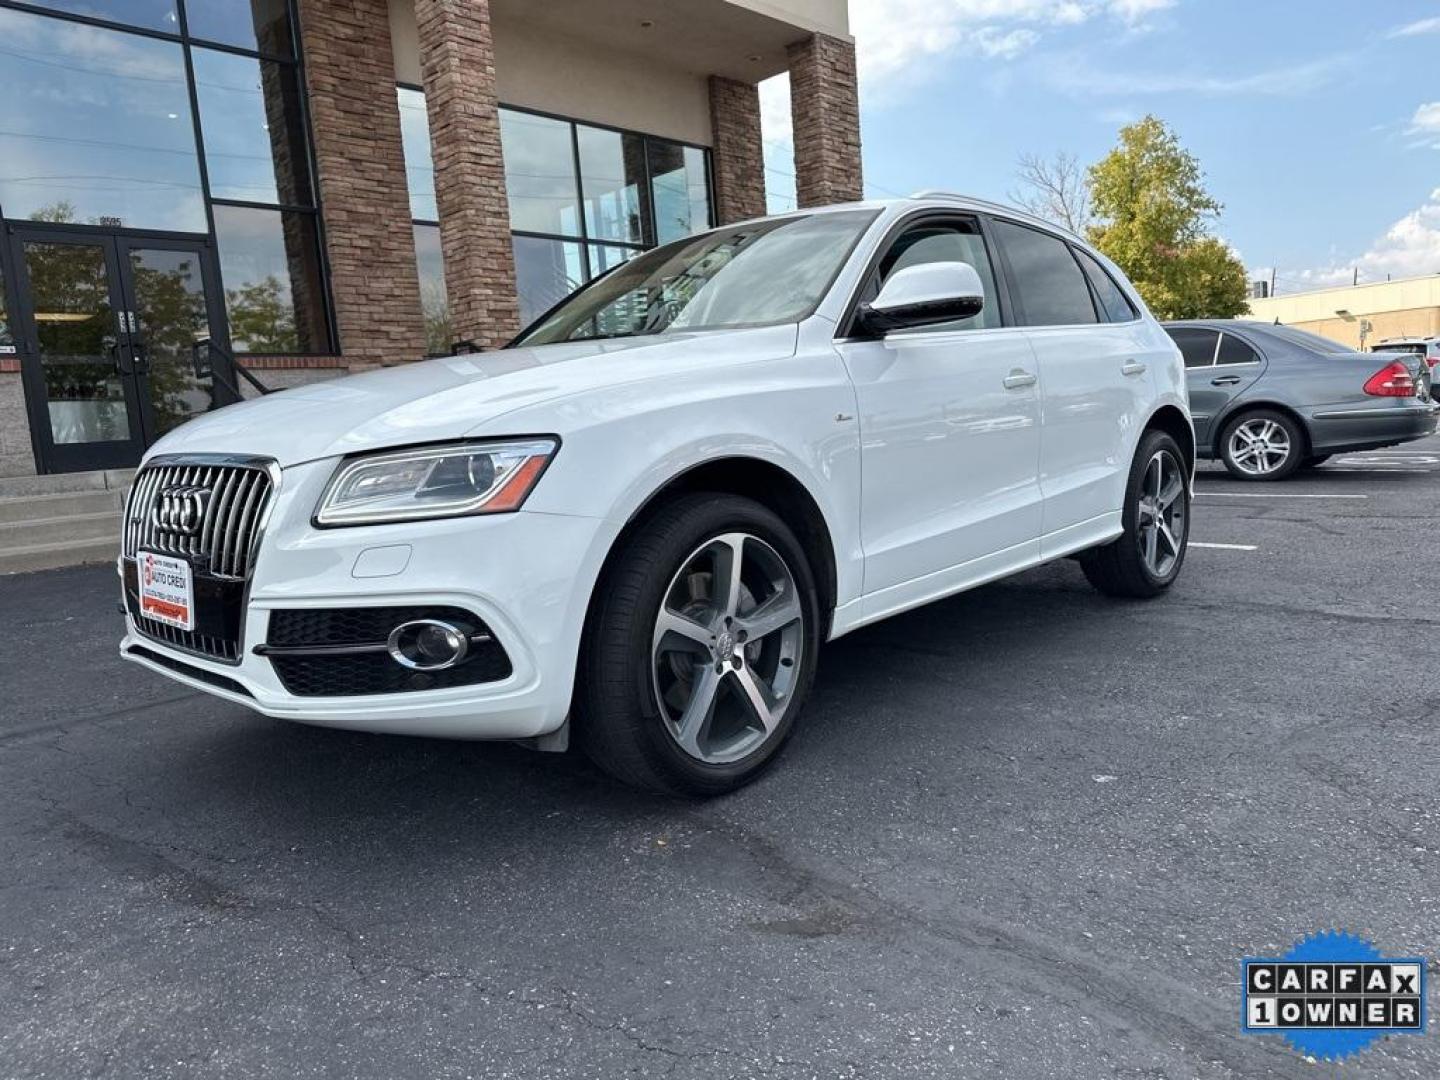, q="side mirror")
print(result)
[859,261,985,334]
